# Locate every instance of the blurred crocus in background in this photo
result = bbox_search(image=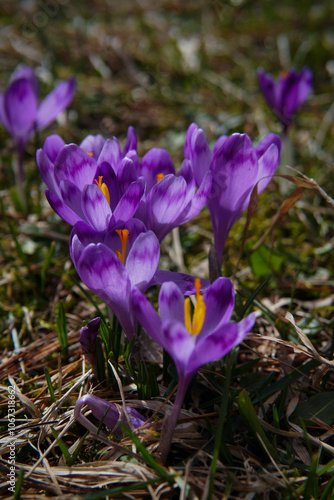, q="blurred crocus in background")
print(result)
[0,65,75,202]
[185,124,281,266]
[132,278,256,462]
[74,394,146,437]
[257,67,312,134]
